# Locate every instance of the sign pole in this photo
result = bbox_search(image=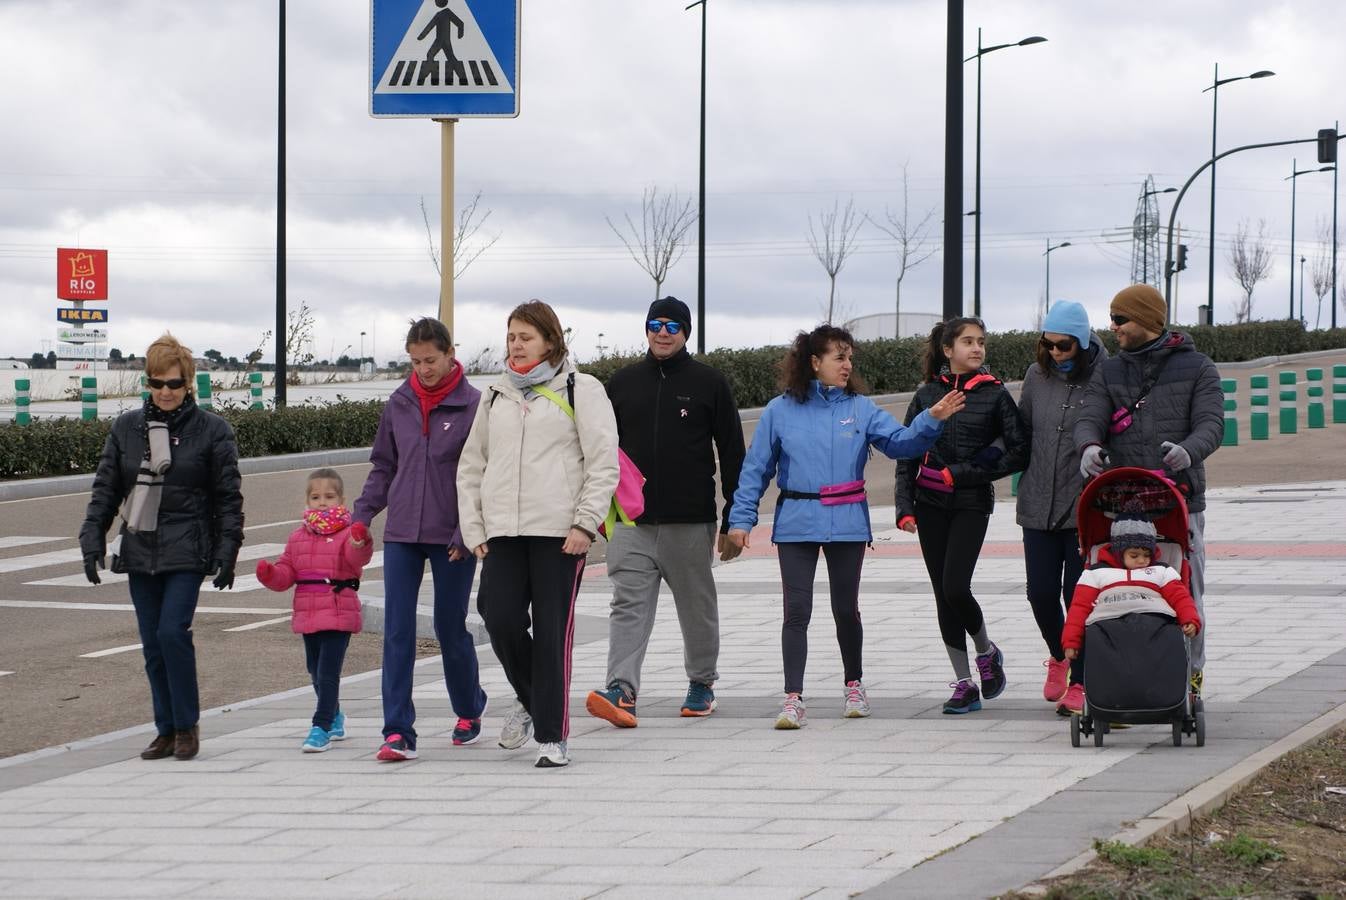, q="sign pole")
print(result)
[439,118,456,335]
